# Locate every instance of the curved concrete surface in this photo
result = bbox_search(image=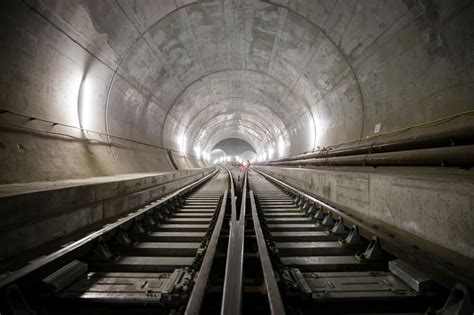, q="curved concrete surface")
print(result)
[1,0,473,183]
